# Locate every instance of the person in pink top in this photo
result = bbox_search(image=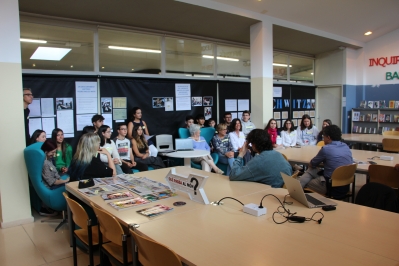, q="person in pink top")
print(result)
[264,119,278,148]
